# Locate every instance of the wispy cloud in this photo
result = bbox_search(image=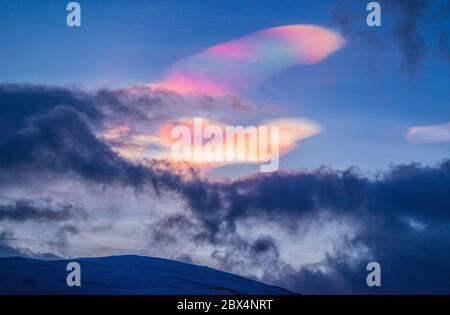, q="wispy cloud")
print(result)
[407,121,450,143]
[151,24,344,96]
